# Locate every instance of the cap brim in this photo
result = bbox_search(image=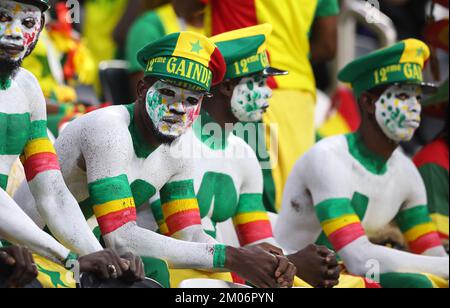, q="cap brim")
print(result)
[160,79,213,97]
[262,67,288,77]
